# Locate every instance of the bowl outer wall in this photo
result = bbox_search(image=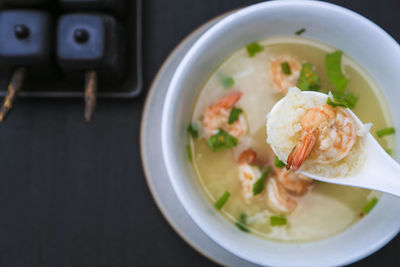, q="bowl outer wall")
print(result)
[162,1,400,266]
